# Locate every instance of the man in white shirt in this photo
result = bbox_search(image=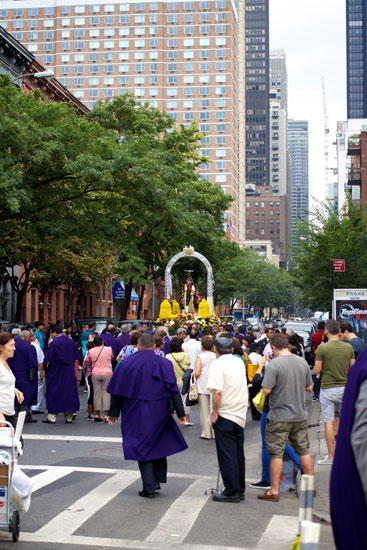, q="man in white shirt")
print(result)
[182,329,202,369]
[30,330,45,414]
[207,337,248,503]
